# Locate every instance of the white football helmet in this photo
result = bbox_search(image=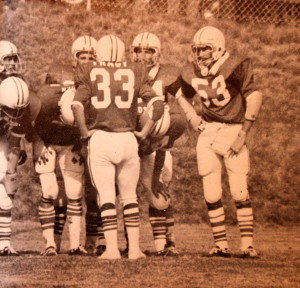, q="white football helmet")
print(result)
[71,36,97,66]
[0,40,22,75]
[58,88,76,126]
[96,35,125,62]
[131,32,161,67]
[191,26,225,74]
[0,77,29,121]
[138,99,170,138]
